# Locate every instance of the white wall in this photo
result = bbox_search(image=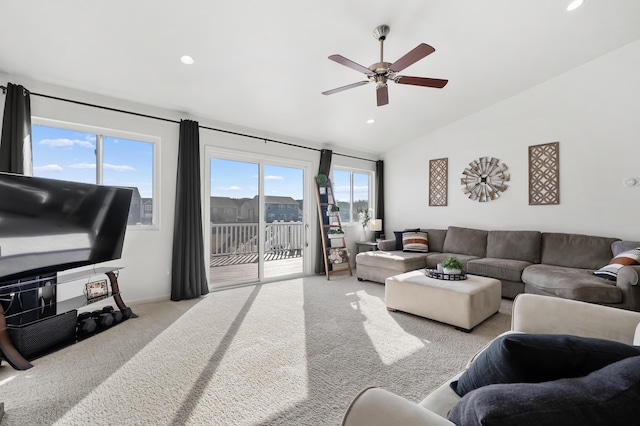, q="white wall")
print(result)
[382,39,640,242]
[0,73,376,302]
